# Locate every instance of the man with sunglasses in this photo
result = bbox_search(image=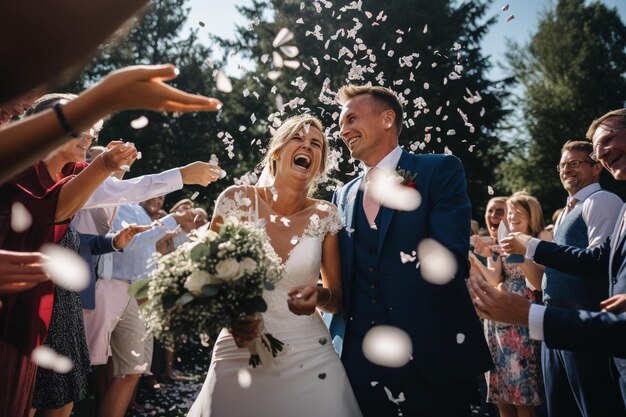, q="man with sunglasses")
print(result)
[540,140,623,417]
[478,109,626,409]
